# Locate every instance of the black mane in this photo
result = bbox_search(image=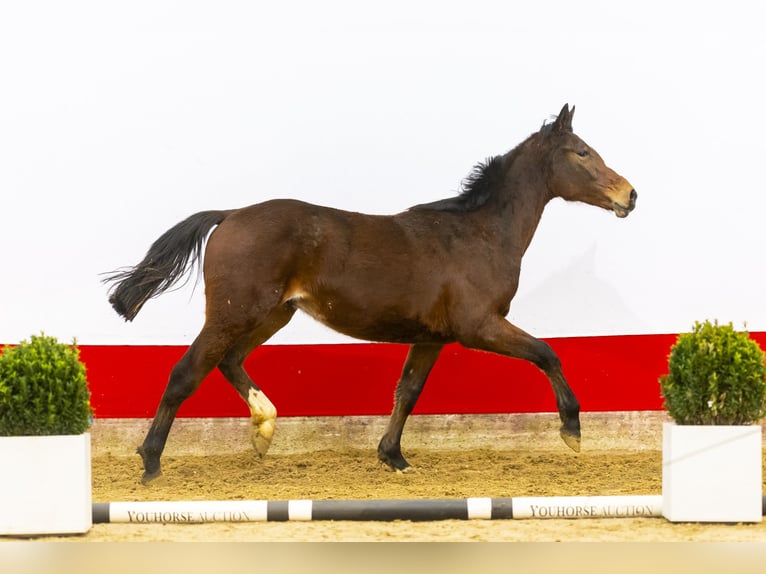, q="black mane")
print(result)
[409,155,506,212]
